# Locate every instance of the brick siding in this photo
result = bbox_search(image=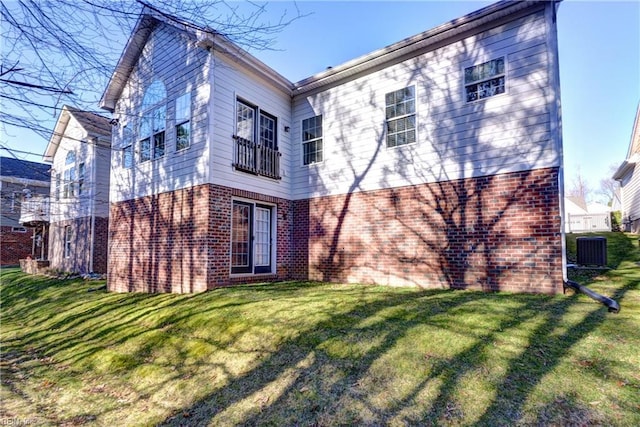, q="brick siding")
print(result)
[295,168,563,294]
[108,184,292,293]
[1,226,33,265]
[108,168,563,294]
